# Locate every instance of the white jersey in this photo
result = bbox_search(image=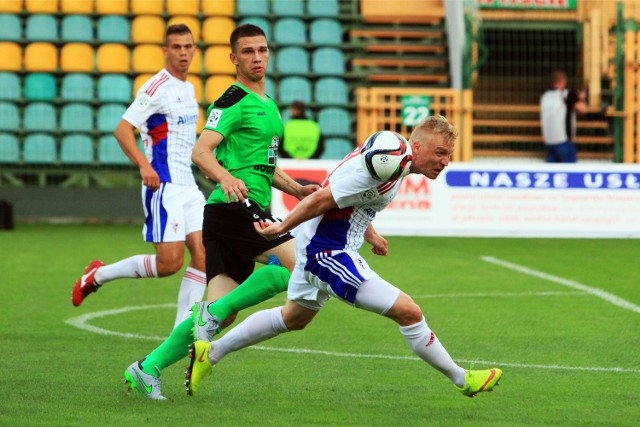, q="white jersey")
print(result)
[540,88,573,145]
[123,69,199,185]
[294,150,403,256]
